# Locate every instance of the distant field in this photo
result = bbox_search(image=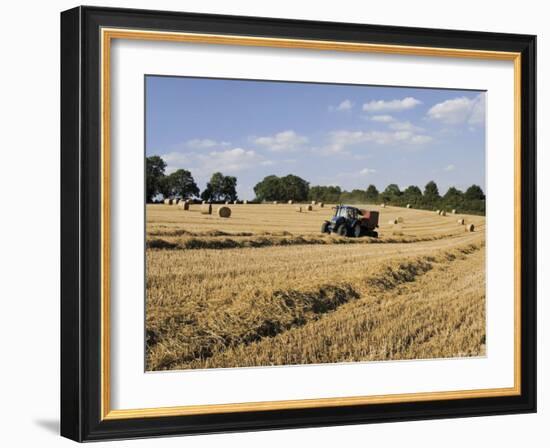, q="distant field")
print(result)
[145,203,486,371]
